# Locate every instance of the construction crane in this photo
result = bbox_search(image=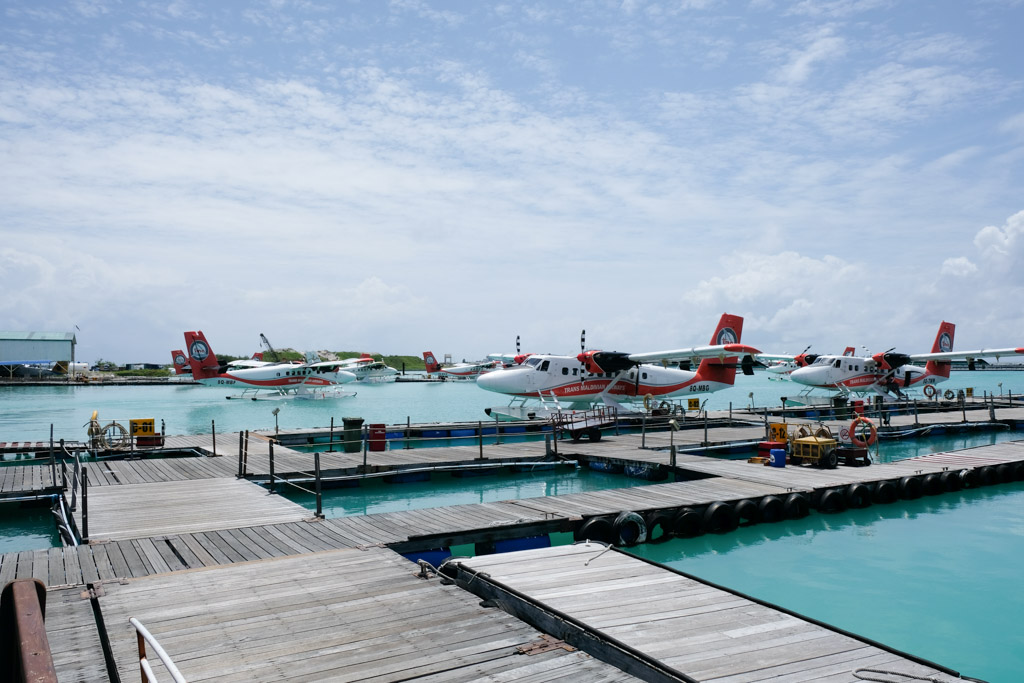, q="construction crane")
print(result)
[260,333,281,363]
